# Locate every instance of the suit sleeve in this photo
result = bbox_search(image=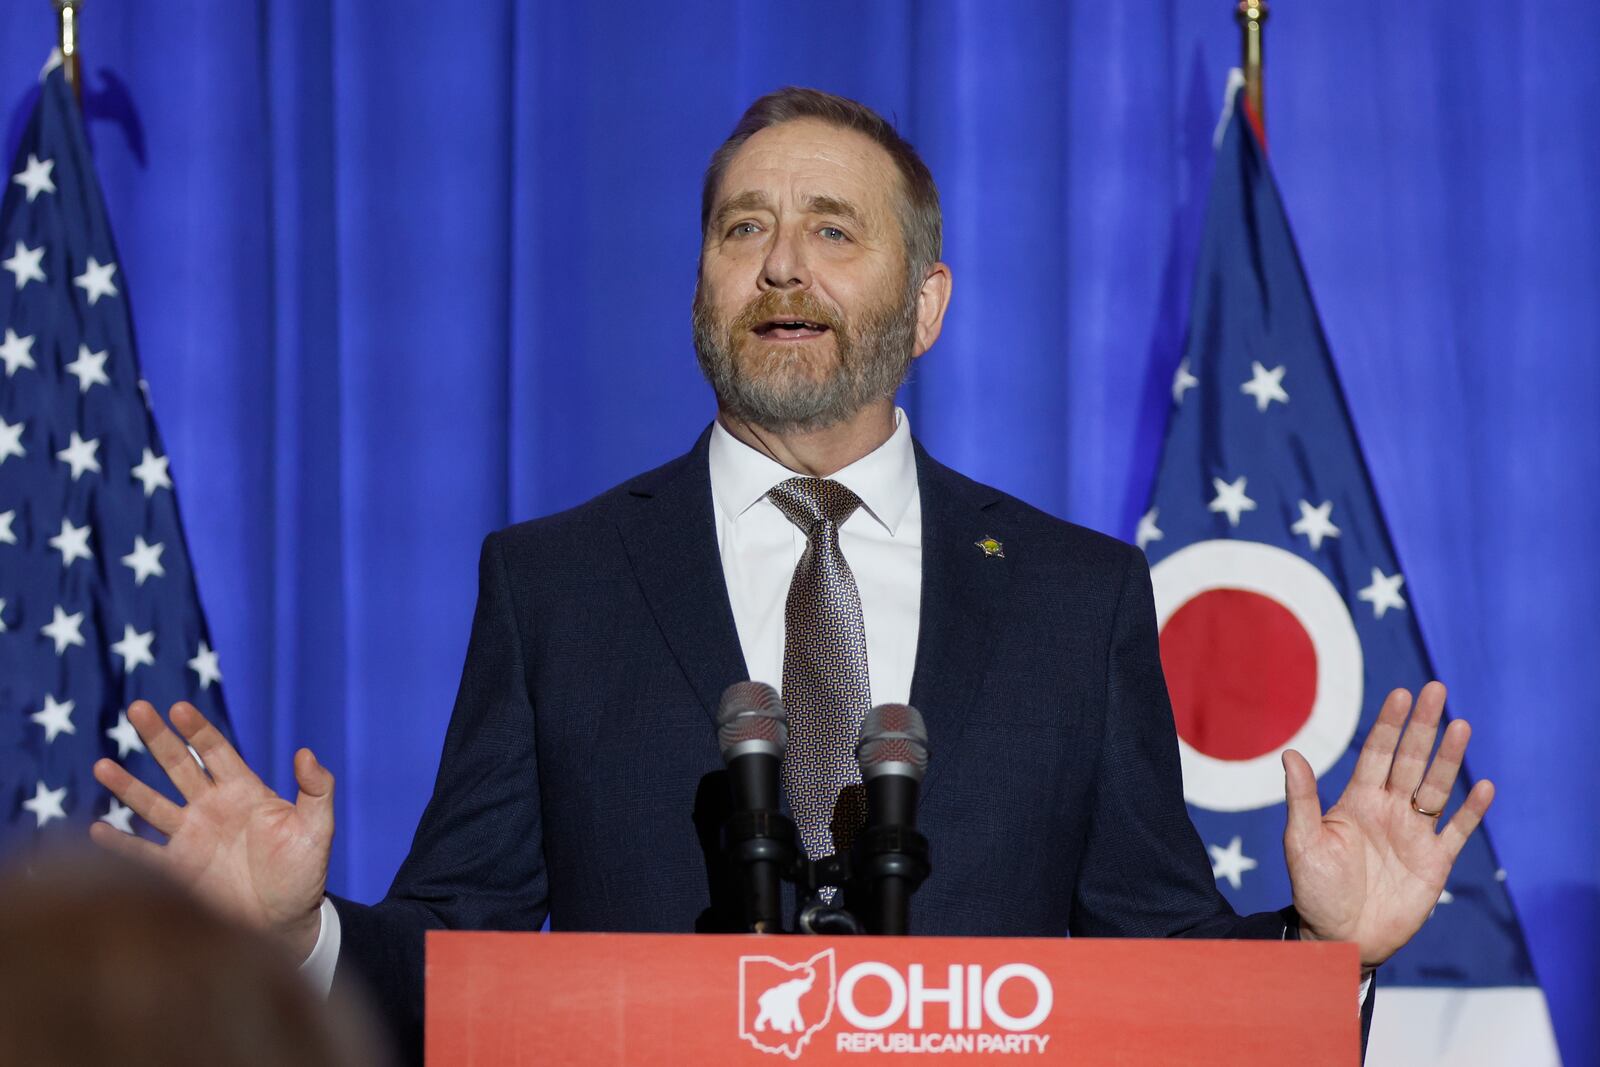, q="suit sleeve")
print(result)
[330,530,549,1060]
[1068,543,1288,940]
